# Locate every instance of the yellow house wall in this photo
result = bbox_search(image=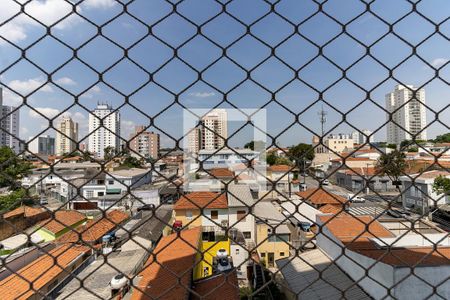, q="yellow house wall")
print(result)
[194,240,230,280]
[256,224,290,266]
[173,209,202,228]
